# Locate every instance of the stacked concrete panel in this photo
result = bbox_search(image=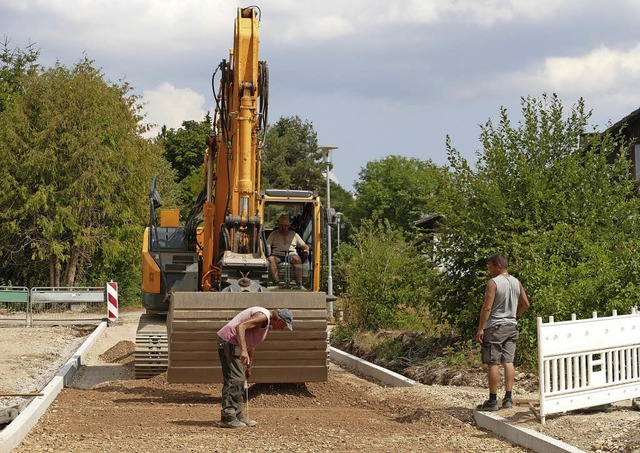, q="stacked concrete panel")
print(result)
[166,291,328,383]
